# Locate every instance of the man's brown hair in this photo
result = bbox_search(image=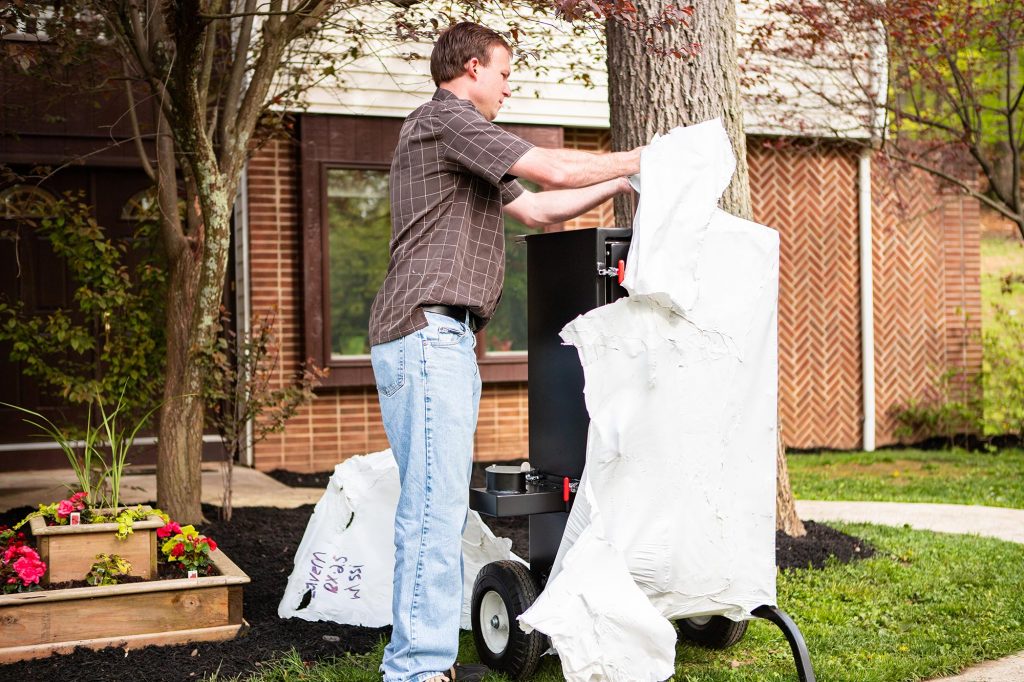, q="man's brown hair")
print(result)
[430,22,511,87]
